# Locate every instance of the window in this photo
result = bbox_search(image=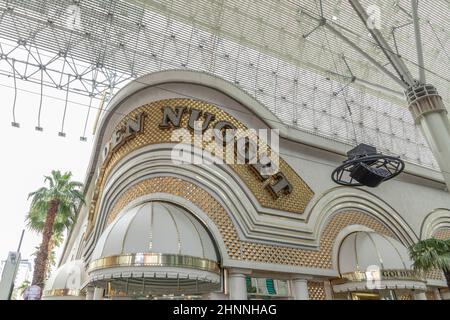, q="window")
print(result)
[246,276,290,299]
